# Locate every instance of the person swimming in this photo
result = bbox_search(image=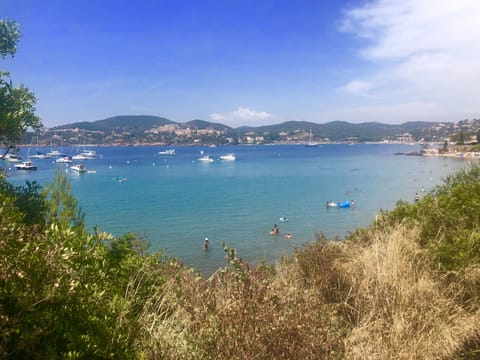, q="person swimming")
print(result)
[270,224,280,235]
